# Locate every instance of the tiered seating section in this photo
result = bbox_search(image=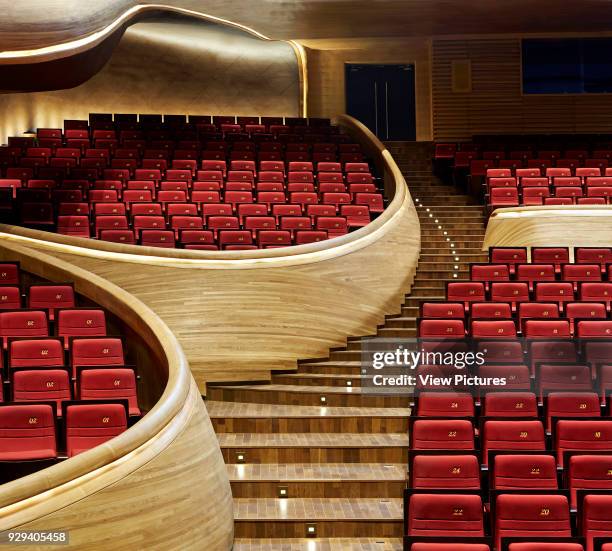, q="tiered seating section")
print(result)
[405,247,612,550]
[433,138,612,209]
[0,262,140,482]
[0,114,385,250]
